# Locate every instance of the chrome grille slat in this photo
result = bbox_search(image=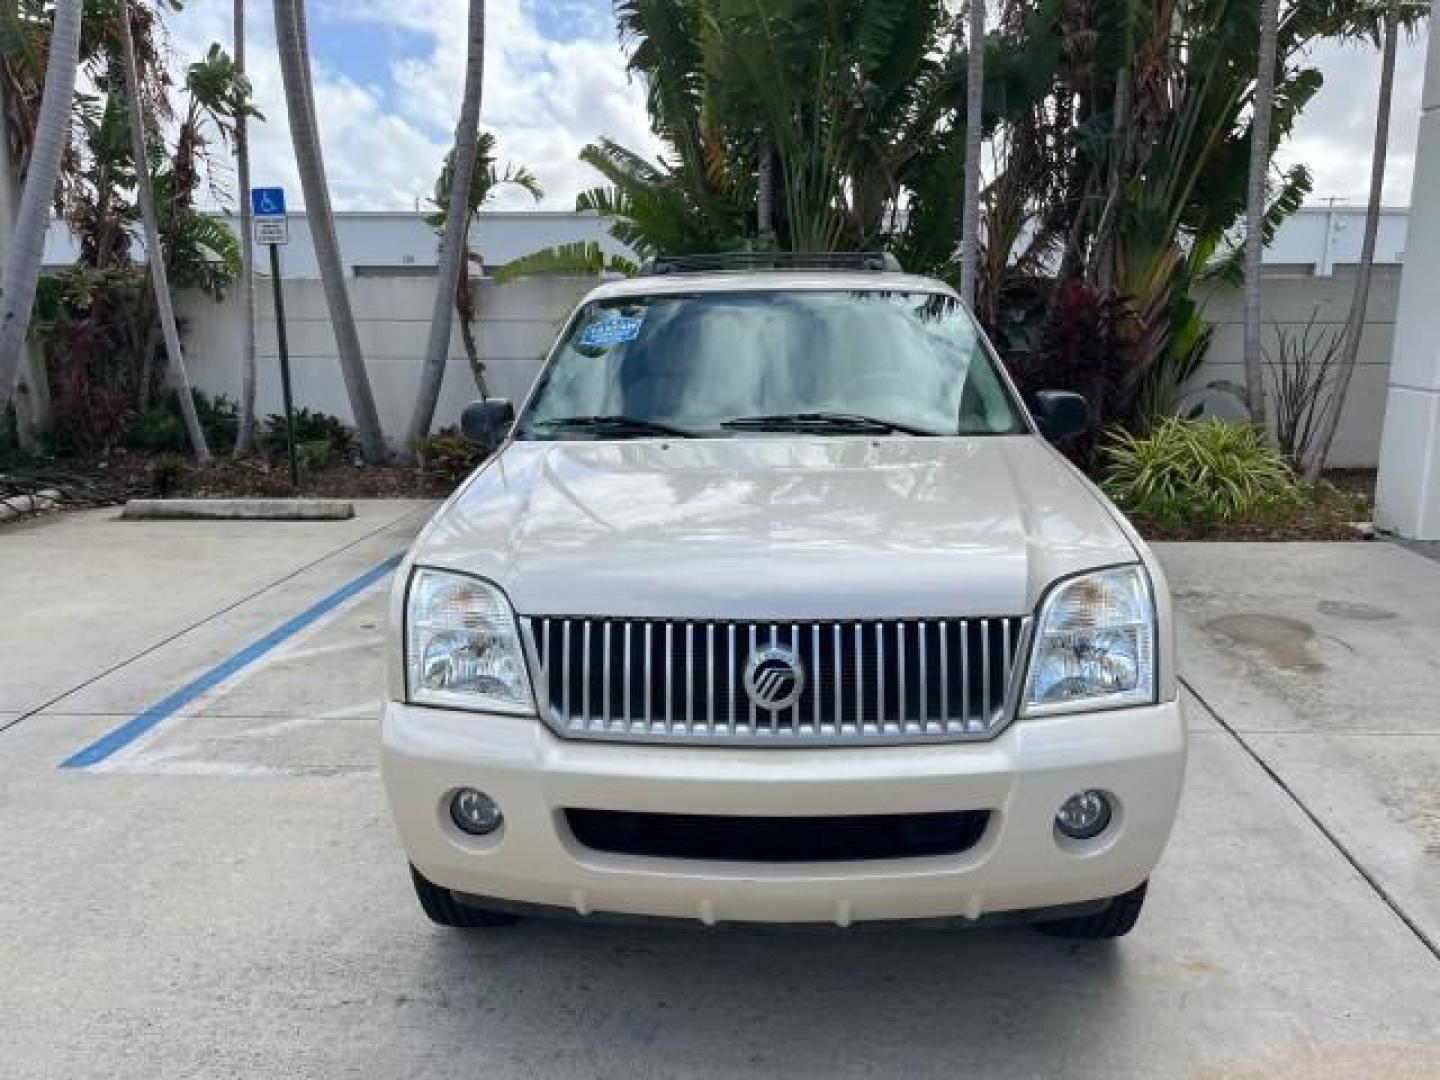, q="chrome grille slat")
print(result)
[601,621,611,728]
[747,625,758,731]
[706,623,715,733]
[918,620,929,731]
[727,624,737,733]
[812,624,822,731]
[852,624,862,735]
[644,623,653,728]
[562,619,572,723]
[961,620,971,729]
[664,623,674,734]
[896,622,907,735]
[527,615,1028,746]
[623,622,632,727]
[981,618,991,734]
